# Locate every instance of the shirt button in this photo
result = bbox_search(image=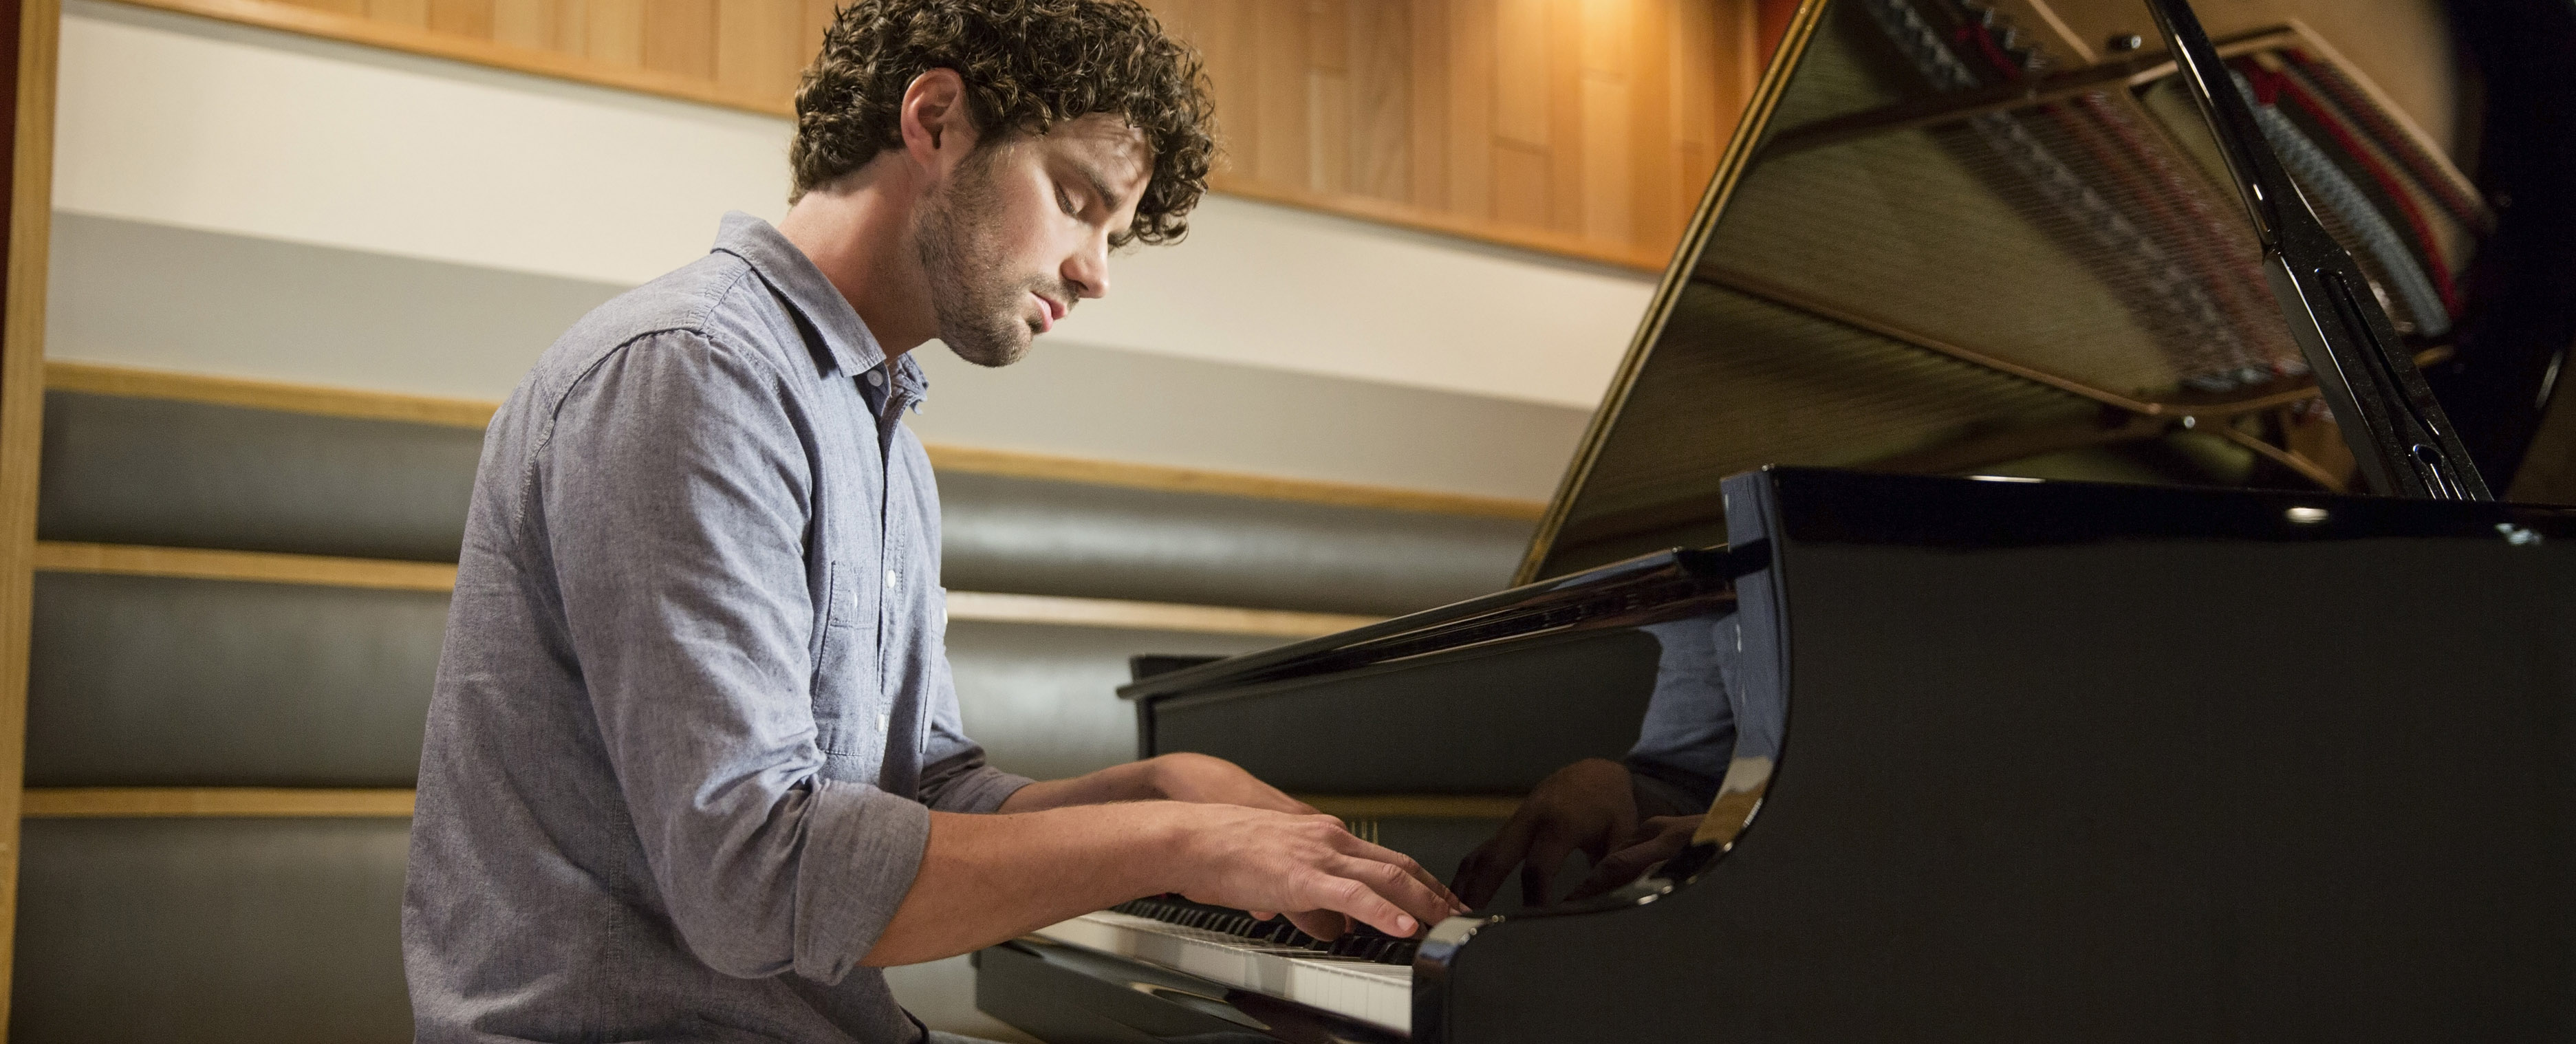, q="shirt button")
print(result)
[864,370,884,387]
[876,709,890,734]
[883,569,898,590]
